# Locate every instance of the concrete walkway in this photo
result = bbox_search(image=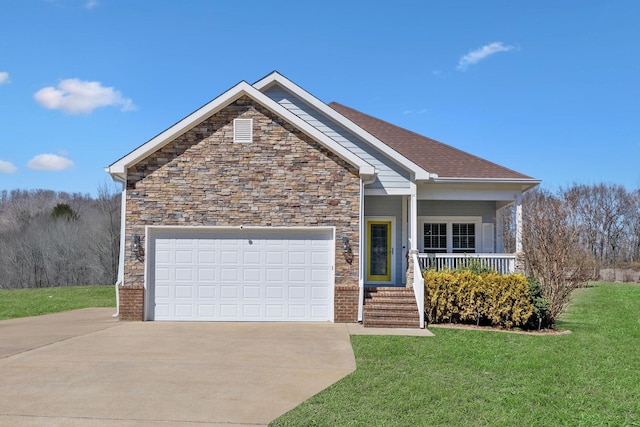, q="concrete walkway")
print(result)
[0,309,357,426]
